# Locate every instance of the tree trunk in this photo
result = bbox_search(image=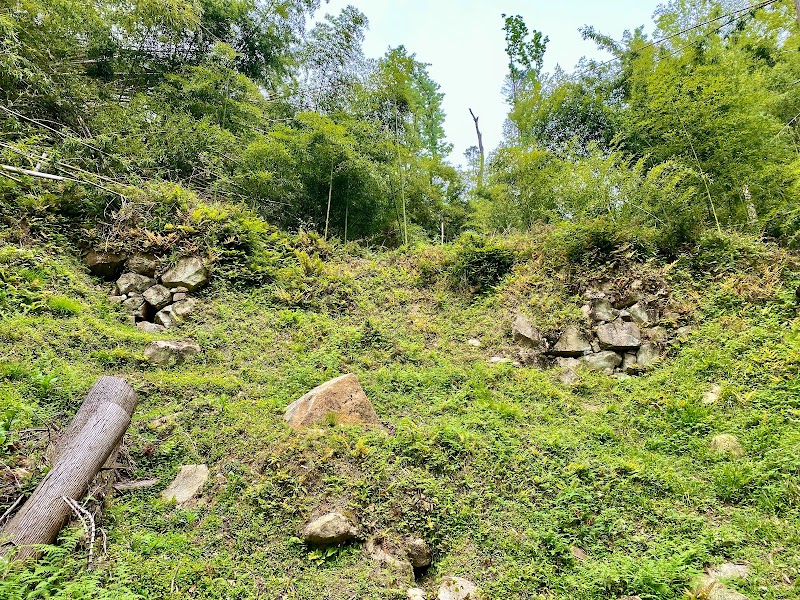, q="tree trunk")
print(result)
[324,161,334,240]
[1,377,136,561]
[795,0,800,28]
[469,109,486,191]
